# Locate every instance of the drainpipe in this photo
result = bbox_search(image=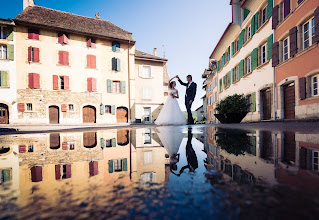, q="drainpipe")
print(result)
[128,40,131,123]
[272,11,277,121]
